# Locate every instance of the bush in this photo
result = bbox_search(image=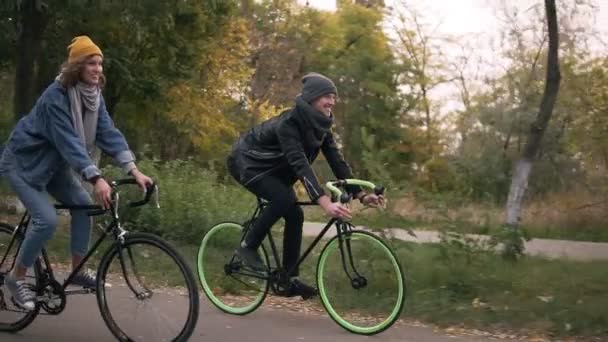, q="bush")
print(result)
[103,158,255,243]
